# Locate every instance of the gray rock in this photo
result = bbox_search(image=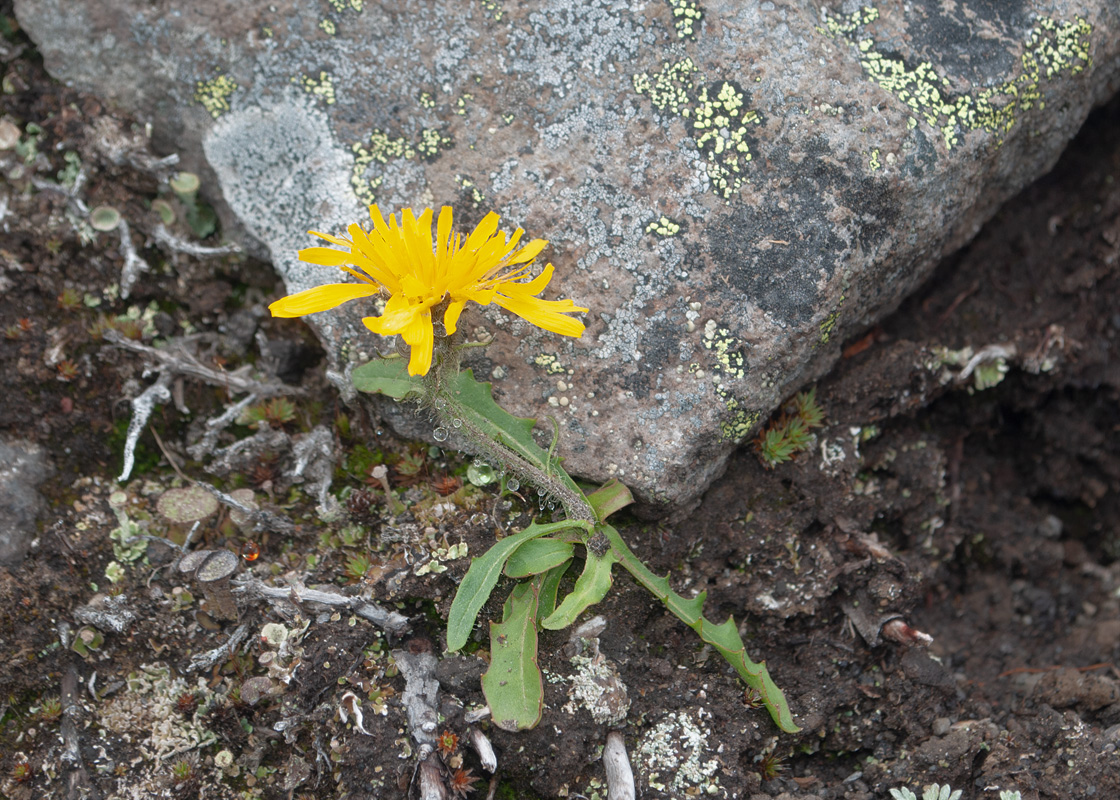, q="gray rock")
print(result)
[0,438,54,565]
[16,0,1120,514]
